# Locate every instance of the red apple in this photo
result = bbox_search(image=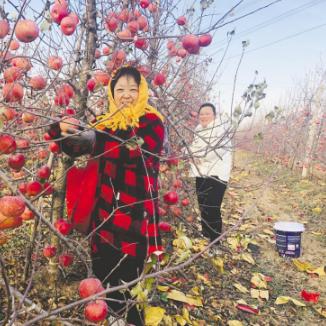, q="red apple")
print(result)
[176,16,186,26]
[137,16,148,30]
[0,133,16,154]
[84,300,108,323]
[60,16,77,35]
[173,179,183,188]
[128,20,139,33]
[37,165,51,180]
[43,182,54,195]
[49,142,60,154]
[153,73,166,86]
[18,182,27,194]
[59,253,74,267]
[0,107,16,121]
[134,38,148,50]
[15,20,39,43]
[3,83,24,102]
[8,153,25,171]
[118,9,130,22]
[199,34,212,47]
[0,20,10,39]
[170,205,182,217]
[9,40,20,51]
[140,0,150,9]
[163,191,179,205]
[21,207,34,221]
[63,107,76,115]
[0,213,22,230]
[4,67,23,82]
[43,133,52,141]
[29,75,47,90]
[11,57,32,71]
[112,49,126,62]
[38,148,49,159]
[55,218,72,235]
[158,221,172,232]
[94,71,110,86]
[87,79,96,92]
[79,278,105,298]
[22,112,36,123]
[59,83,75,98]
[167,156,179,166]
[177,48,187,58]
[182,34,200,54]
[50,4,69,24]
[181,198,190,207]
[105,17,118,32]
[16,138,30,149]
[26,181,43,196]
[48,56,63,70]
[148,3,158,12]
[54,93,70,107]
[43,245,57,258]
[0,195,25,217]
[102,46,111,55]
